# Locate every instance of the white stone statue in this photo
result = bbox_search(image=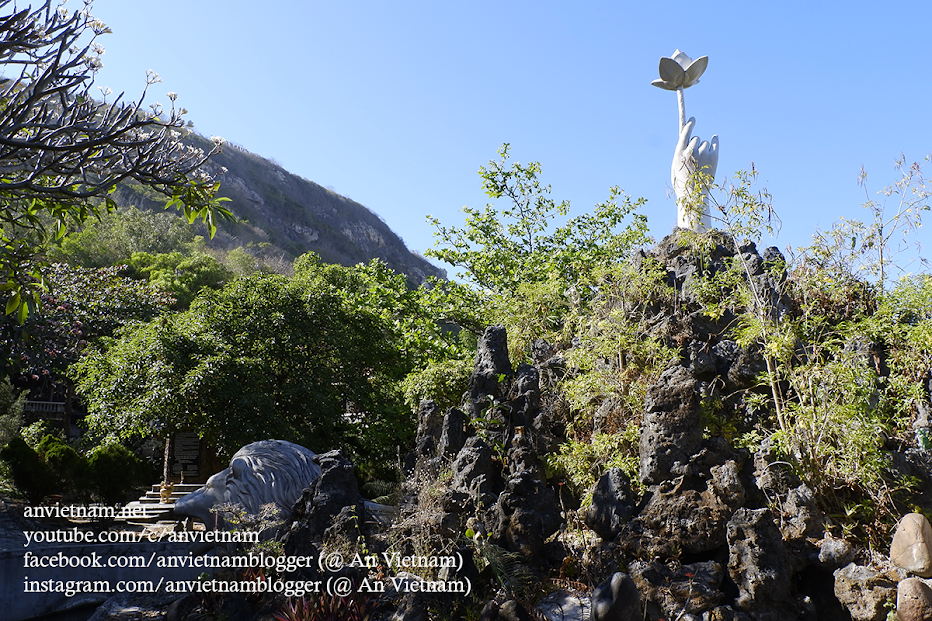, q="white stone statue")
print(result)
[173,439,396,529]
[652,49,719,233]
[174,440,322,527]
